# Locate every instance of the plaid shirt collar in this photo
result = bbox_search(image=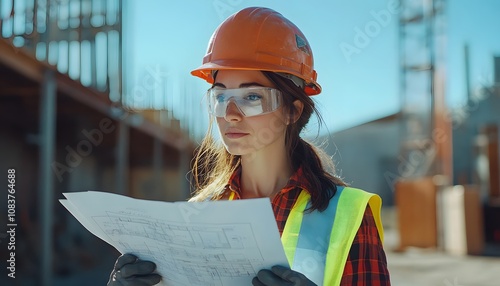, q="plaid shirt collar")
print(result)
[226,165,312,199]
